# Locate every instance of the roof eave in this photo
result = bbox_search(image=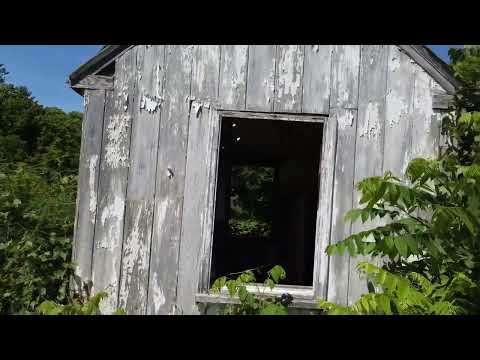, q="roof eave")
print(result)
[68,45,131,87]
